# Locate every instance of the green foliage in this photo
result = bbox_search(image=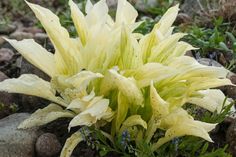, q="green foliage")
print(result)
[201,99,235,123]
